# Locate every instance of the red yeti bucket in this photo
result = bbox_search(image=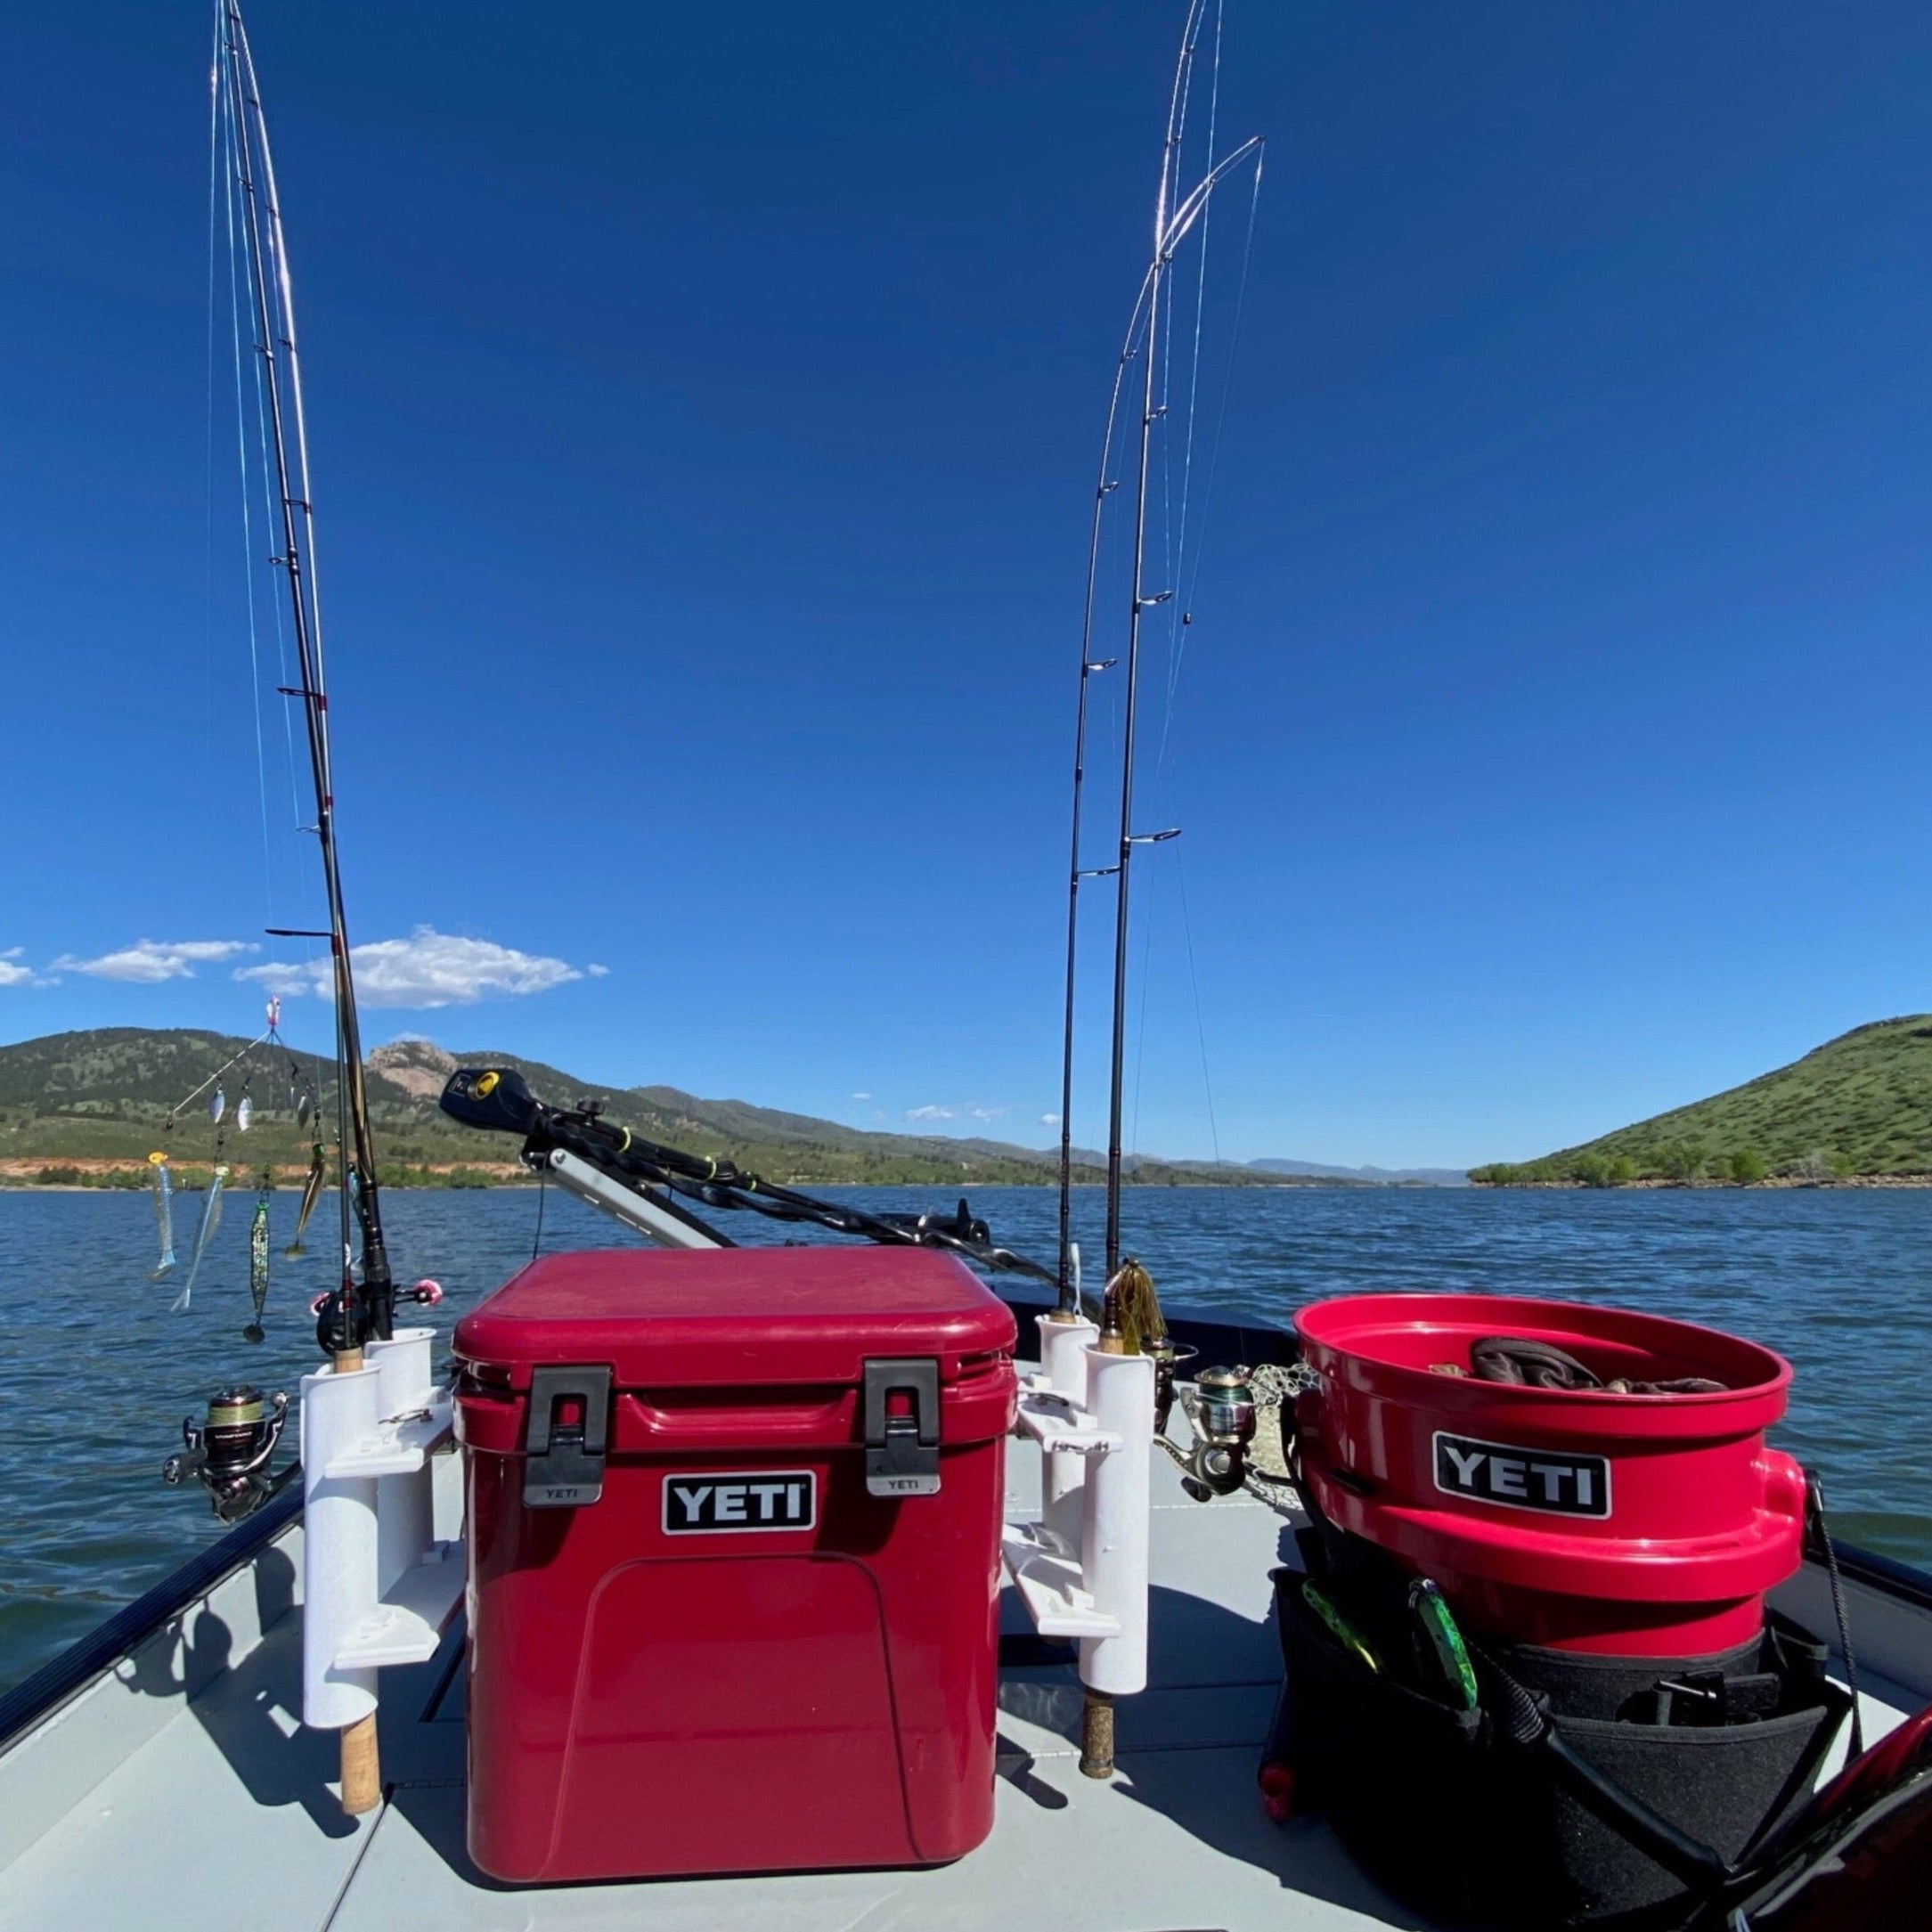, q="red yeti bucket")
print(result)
[1293,1293,1806,1655]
